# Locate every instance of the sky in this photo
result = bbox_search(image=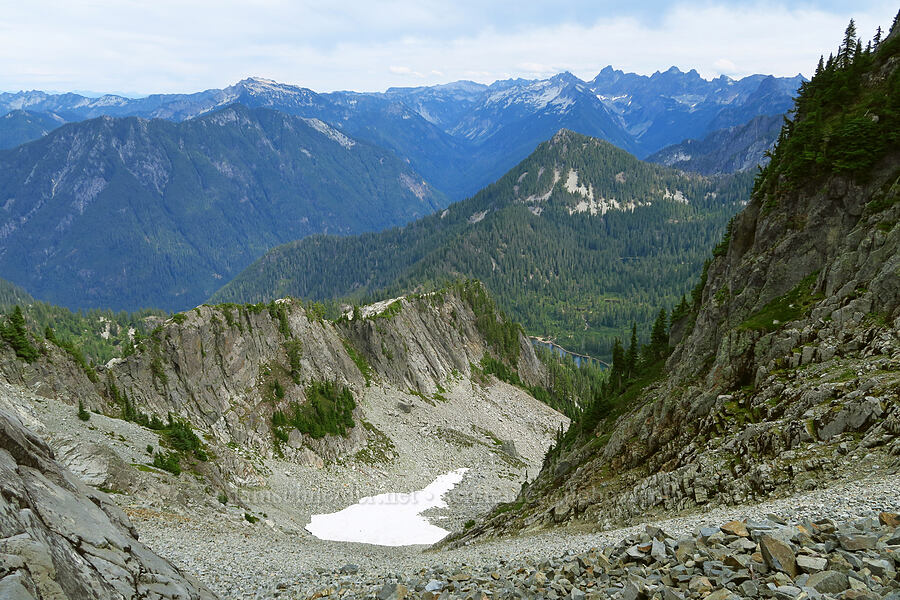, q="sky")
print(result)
[0,1,896,96]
